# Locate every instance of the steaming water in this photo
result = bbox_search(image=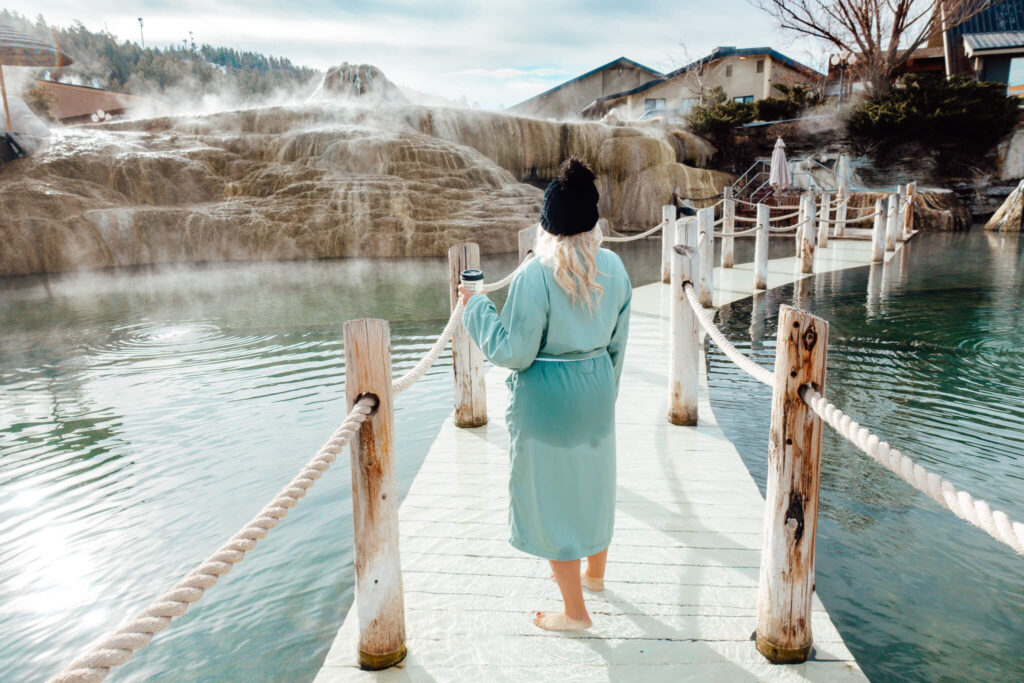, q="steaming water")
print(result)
[708,230,1024,682]
[2,233,1020,682]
